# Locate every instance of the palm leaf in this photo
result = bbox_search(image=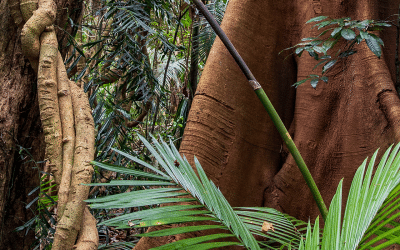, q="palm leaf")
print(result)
[88,135,302,249]
[299,143,400,249]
